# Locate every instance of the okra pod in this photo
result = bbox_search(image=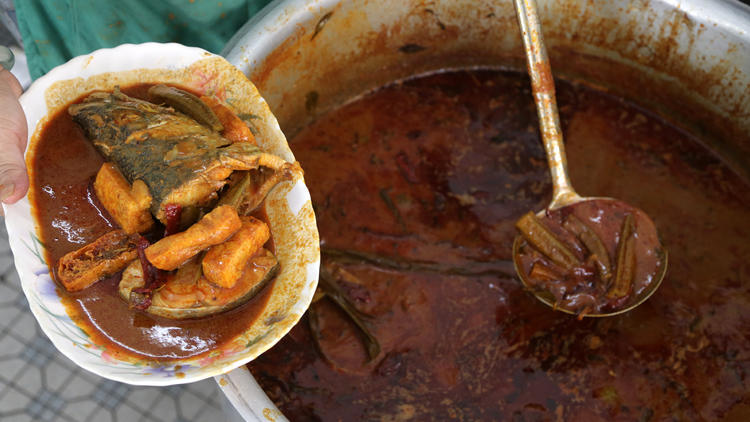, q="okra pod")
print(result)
[563,214,612,281]
[515,211,581,270]
[607,214,636,298]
